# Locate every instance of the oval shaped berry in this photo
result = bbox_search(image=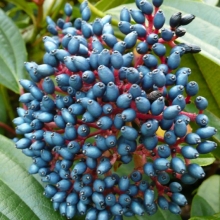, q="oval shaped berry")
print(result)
[113,41,127,54]
[122,52,134,67]
[130,24,147,37]
[140,0,153,15]
[105,193,116,207]
[152,43,166,57]
[160,119,174,130]
[163,105,181,120]
[158,196,169,210]
[105,82,119,101]
[97,160,112,175]
[185,133,201,145]
[130,170,142,182]
[96,116,113,130]
[135,96,151,113]
[161,28,174,41]
[168,202,181,215]
[118,21,131,35]
[169,182,182,193]
[186,81,199,96]
[157,145,171,158]
[174,119,187,138]
[111,51,123,69]
[197,141,217,154]
[113,114,124,130]
[181,146,199,159]
[130,9,145,24]
[124,31,138,49]
[153,158,170,171]
[120,7,130,22]
[172,95,186,110]
[143,54,158,68]
[168,85,184,100]
[195,96,208,110]
[157,172,170,185]
[116,93,132,109]
[97,65,115,85]
[142,135,158,150]
[130,200,145,216]
[151,97,165,115]
[171,157,186,174]
[140,119,159,137]
[121,108,136,122]
[180,14,195,26]
[136,41,148,54]
[118,176,130,191]
[181,173,198,184]
[188,163,205,179]
[196,126,217,139]
[144,189,154,206]
[153,10,165,29]
[196,114,209,127]
[167,51,181,69]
